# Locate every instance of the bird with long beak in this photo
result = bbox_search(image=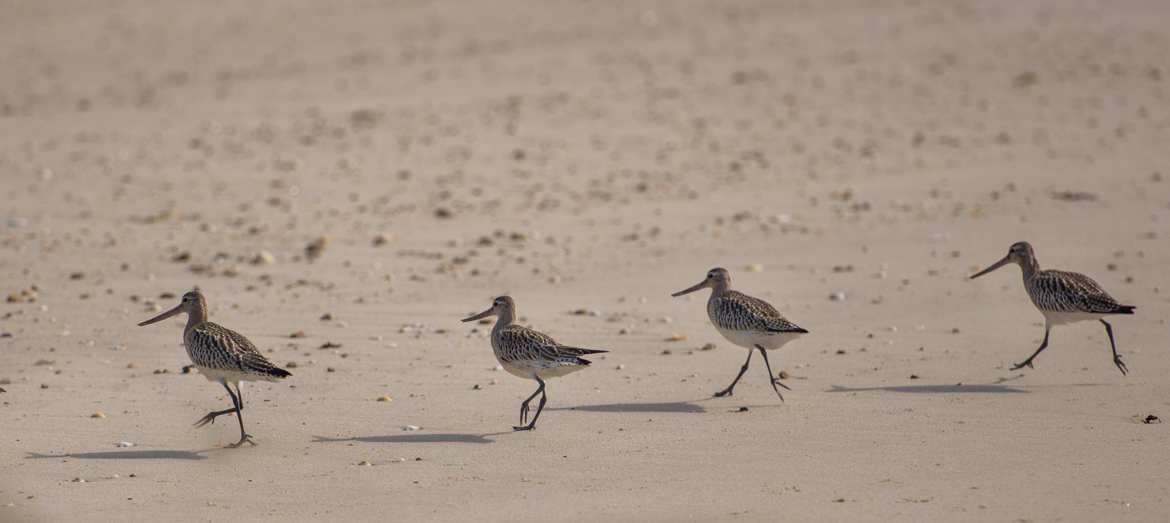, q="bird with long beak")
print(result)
[672,268,808,399]
[138,288,291,447]
[461,296,607,431]
[970,241,1135,374]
